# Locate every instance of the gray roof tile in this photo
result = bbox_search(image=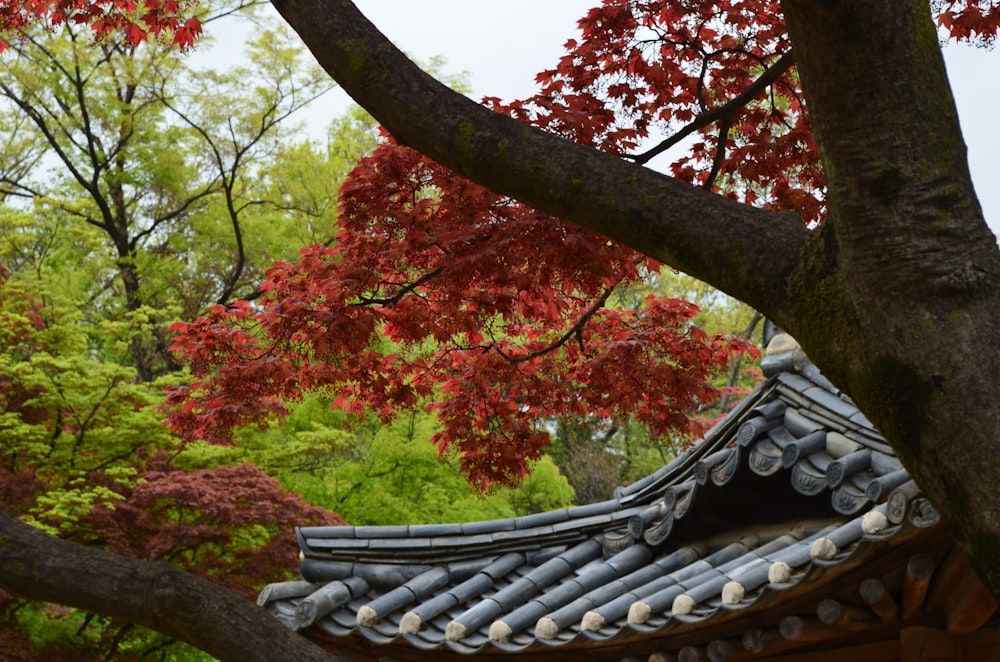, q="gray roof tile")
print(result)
[831,482,870,515]
[408,522,464,537]
[866,468,912,502]
[358,566,449,626]
[827,449,872,488]
[782,406,824,436]
[781,430,828,468]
